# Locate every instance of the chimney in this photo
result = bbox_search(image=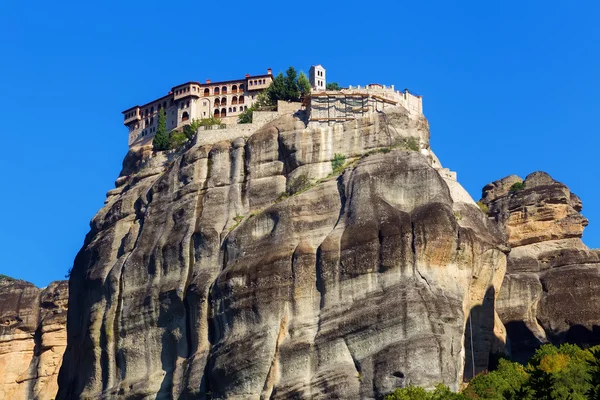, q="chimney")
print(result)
[245,74,250,78]
[206,79,211,84]
[267,68,272,75]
